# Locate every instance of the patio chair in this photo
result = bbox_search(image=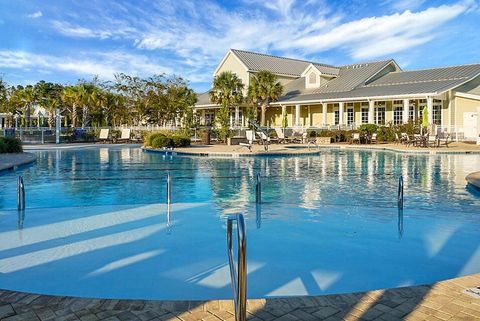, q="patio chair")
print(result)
[239,130,254,152]
[394,133,401,144]
[117,129,131,143]
[351,133,360,144]
[371,133,378,144]
[274,128,287,144]
[289,130,303,144]
[98,129,110,143]
[438,133,450,148]
[257,131,272,144]
[427,134,439,148]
